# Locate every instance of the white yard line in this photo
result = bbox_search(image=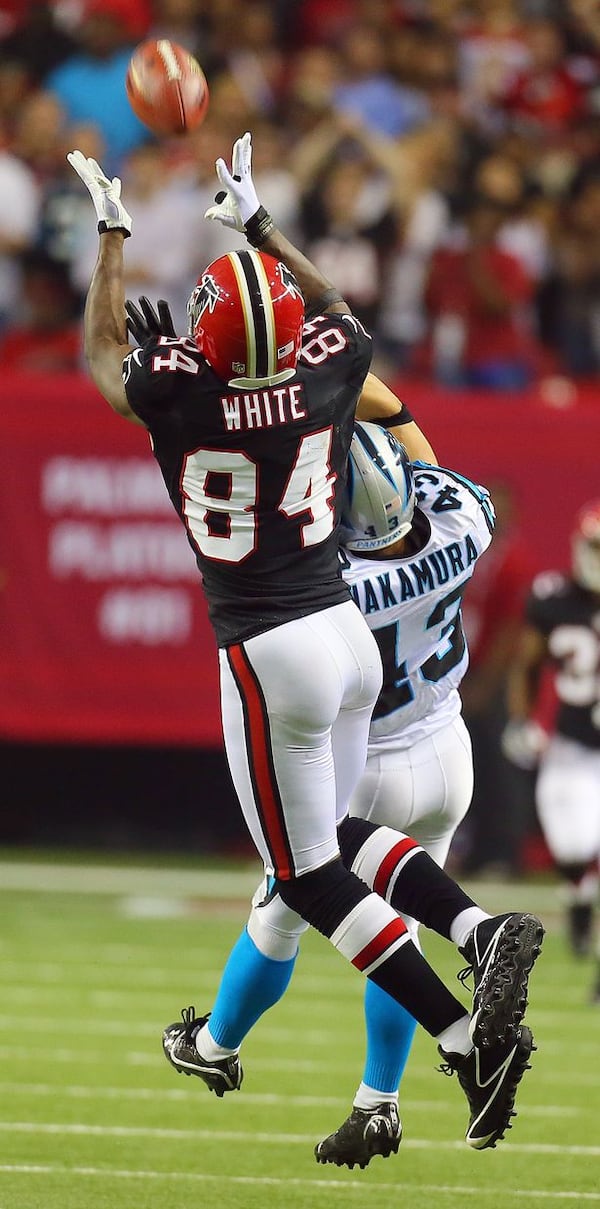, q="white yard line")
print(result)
[0,1081,580,1116]
[1,1121,599,1156]
[0,859,561,913]
[0,1162,599,1200]
[0,860,262,898]
[0,1044,596,1085]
